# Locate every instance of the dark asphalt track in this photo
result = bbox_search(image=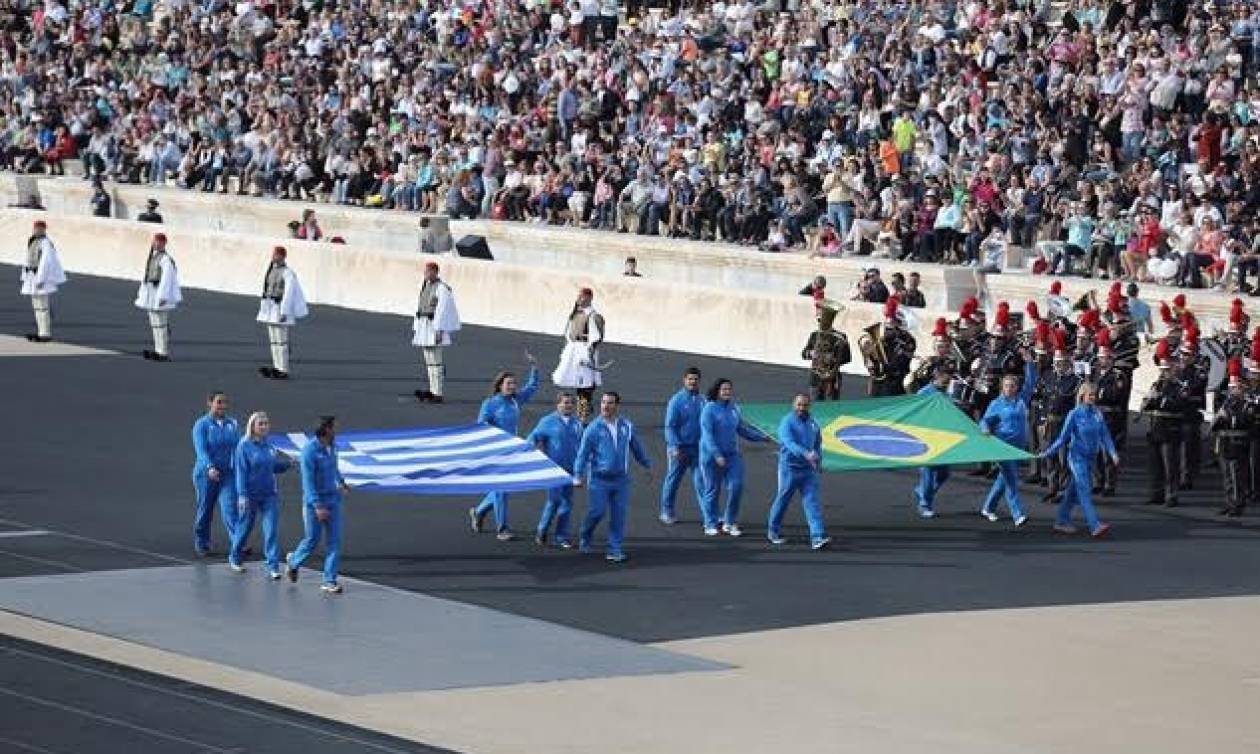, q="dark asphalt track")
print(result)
[3,266,1258,648]
[4,267,1259,753]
